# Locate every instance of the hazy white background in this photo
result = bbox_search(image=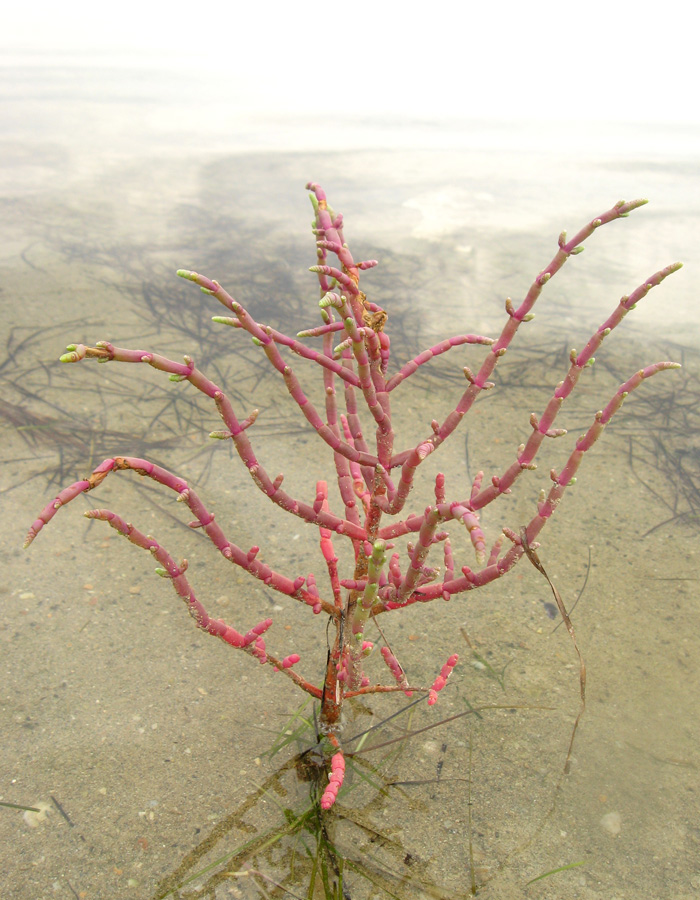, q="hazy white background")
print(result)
[3,0,697,129]
[2,6,699,900]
